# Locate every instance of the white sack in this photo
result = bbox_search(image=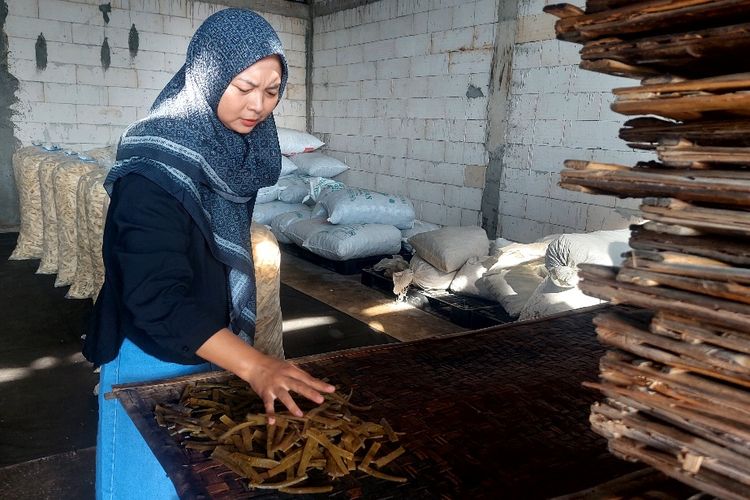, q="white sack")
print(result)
[284,218,332,247]
[489,234,559,271]
[289,152,349,178]
[256,185,283,204]
[53,156,100,287]
[86,169,110,301]
[270,207,313,244]
[408,226,489,273]
[303,223,402,261]
[83,145,117,167]
[449,255,498,299]
[401,220,440,253]
[409,255,457,291]
[252,201,307,225]
[277,127,324,155]
[67,168,104,299]
[250,223,284,359]
[277,175,312,204]
[38,152,80,275]
[316,187,416,230]
[280,156,298,176]
[518,277,604,321]
[9,146,51,260]
[307,176,346,203]
[478,259,547,318]
[545,229,631,288]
